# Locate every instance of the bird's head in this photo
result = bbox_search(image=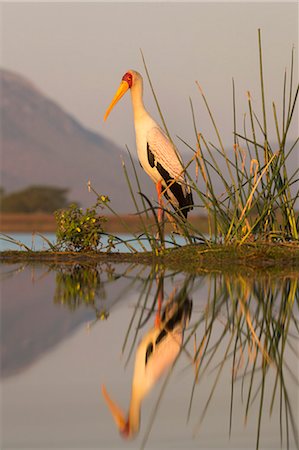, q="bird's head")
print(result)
[104,70,141,121]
